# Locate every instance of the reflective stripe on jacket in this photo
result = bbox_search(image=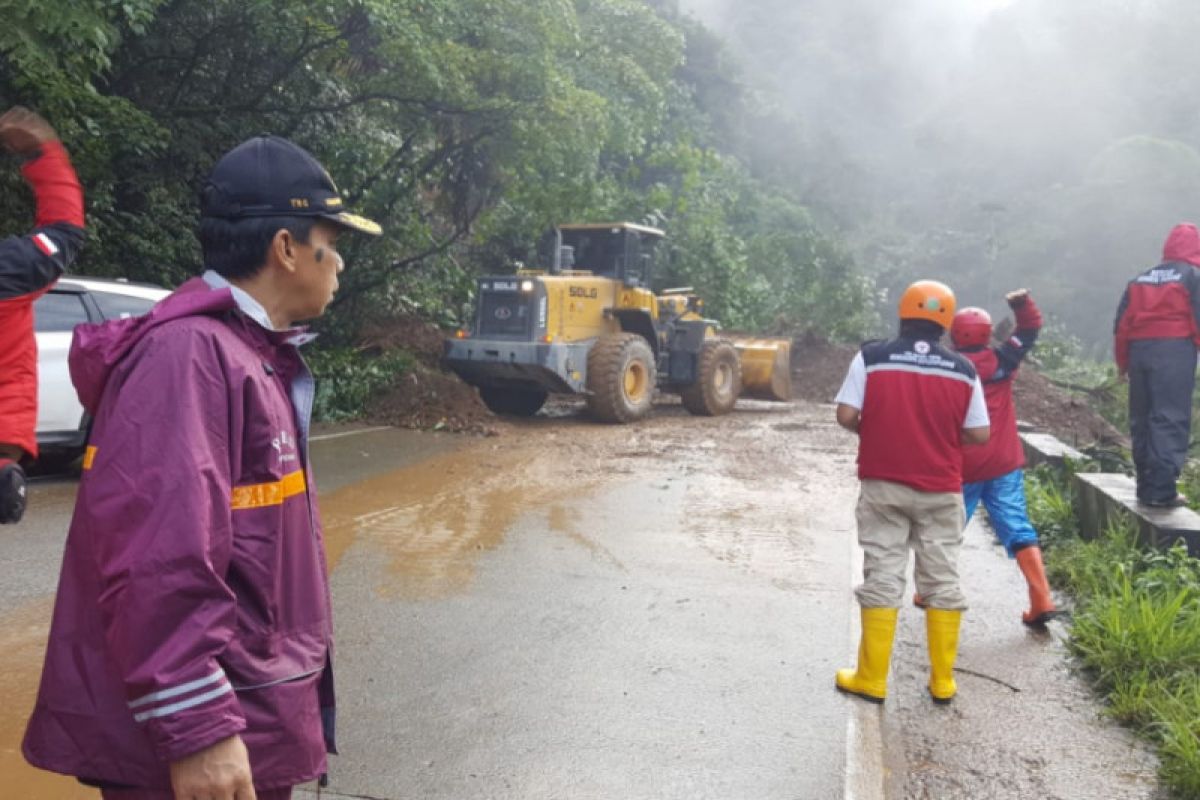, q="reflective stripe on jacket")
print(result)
[1113,223,1200,372]
[23,278,335,791]
[857,336,978,493]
